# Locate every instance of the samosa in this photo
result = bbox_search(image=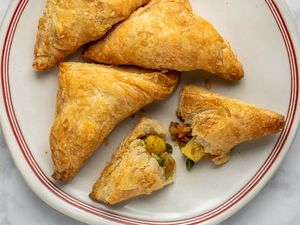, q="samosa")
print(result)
[83,0,243,80]
[50,62,179,181]
[33,0,150,71]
